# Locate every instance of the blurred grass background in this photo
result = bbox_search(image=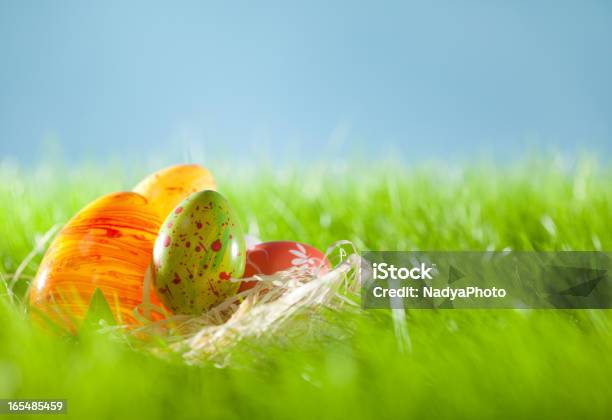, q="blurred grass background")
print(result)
[1,158,611,419]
